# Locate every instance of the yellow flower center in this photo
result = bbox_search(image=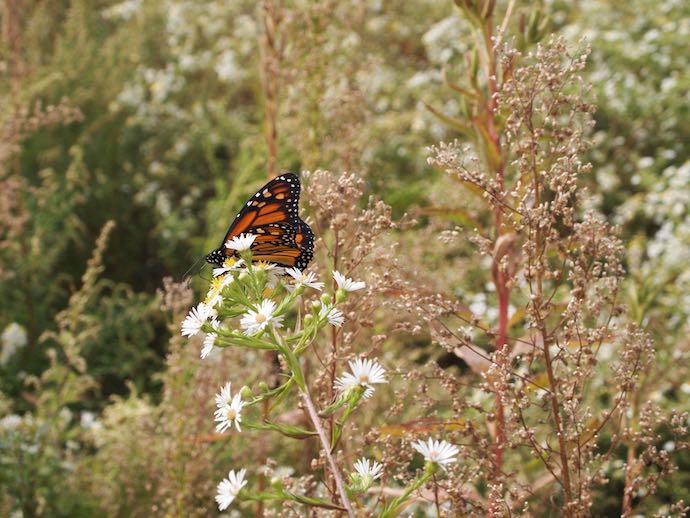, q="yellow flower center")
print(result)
[358,374,370,384]
[226,408,237,420]
[255,314,267,324]
[204,276,225,305]
[223,258,239,268]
